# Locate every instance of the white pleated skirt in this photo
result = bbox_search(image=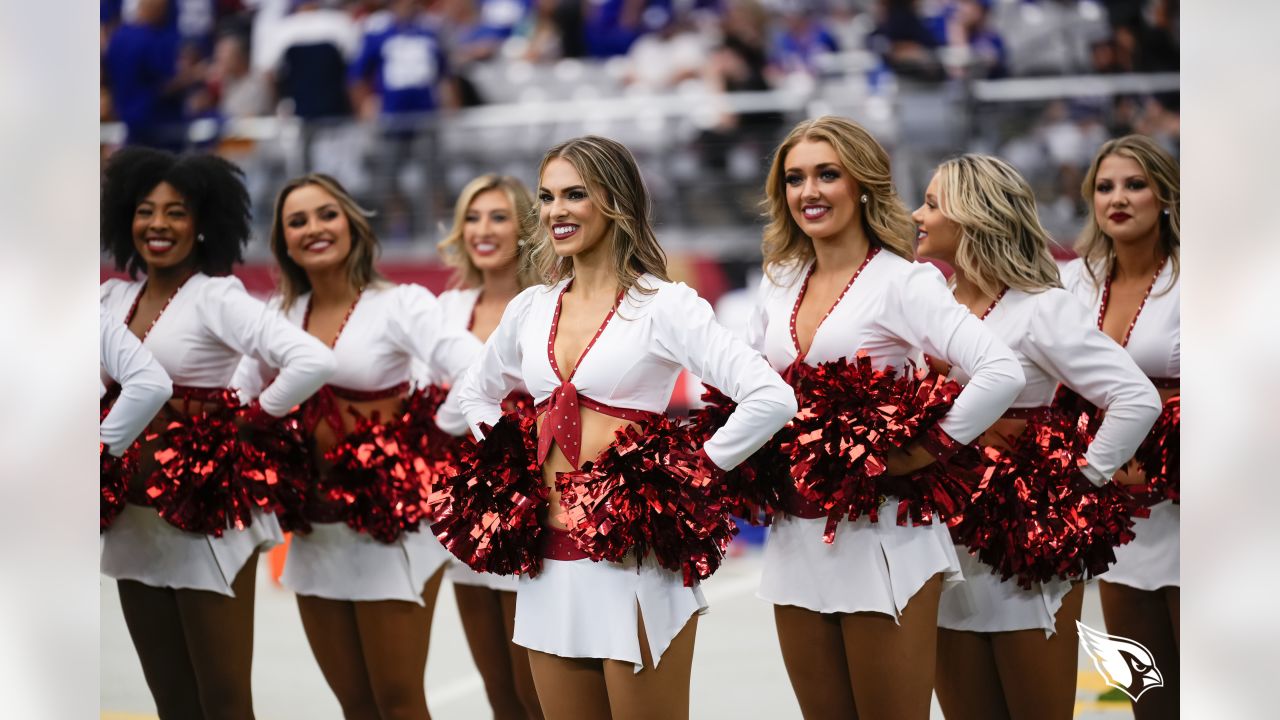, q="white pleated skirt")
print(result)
[513,554,707,673]
[282,523,452,604]
[447,562,520,592]
[937,549,1075,636]
[758,505,962,618]
[1101,500,1179,591]
[101,503,283,596]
